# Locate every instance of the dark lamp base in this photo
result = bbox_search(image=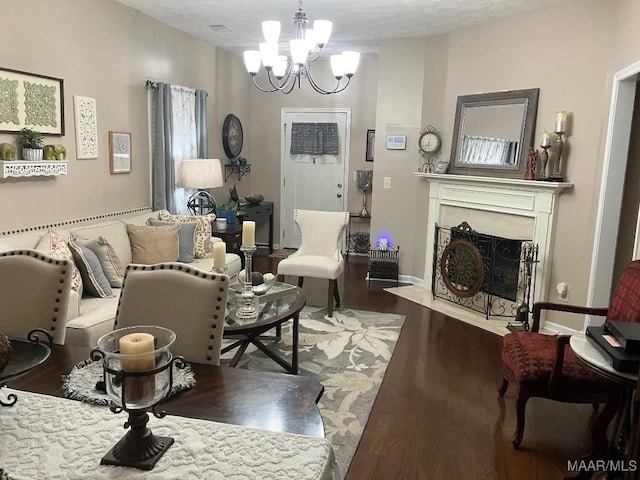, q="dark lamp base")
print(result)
[547,176,564,182]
